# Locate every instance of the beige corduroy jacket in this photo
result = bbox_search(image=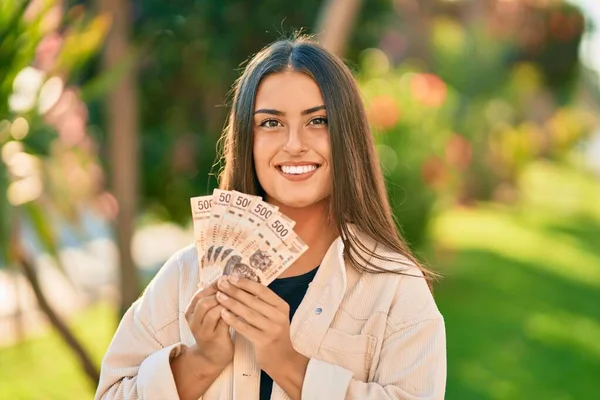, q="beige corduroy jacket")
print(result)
[95,234,446,400]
